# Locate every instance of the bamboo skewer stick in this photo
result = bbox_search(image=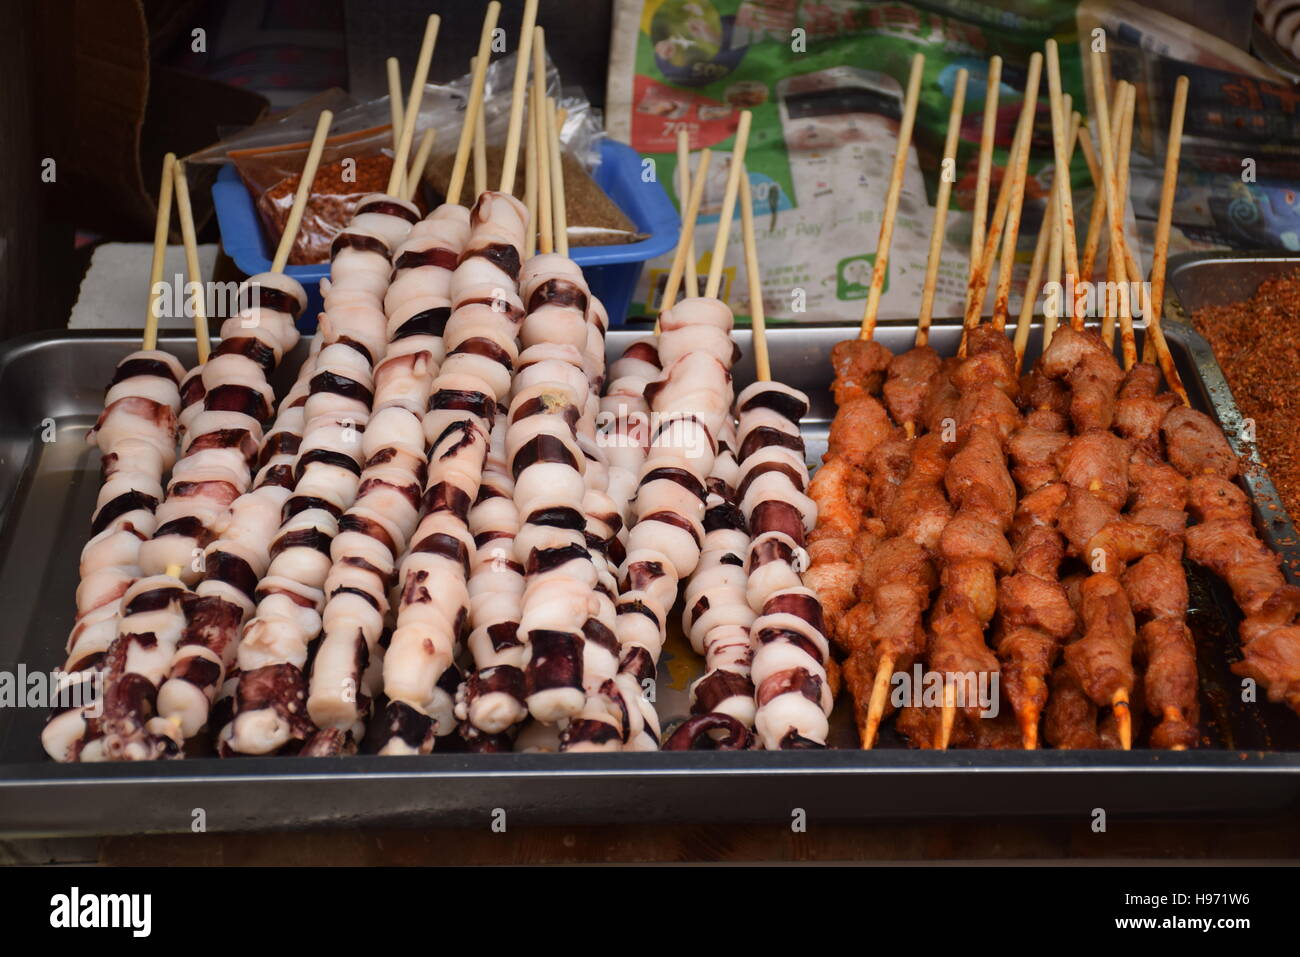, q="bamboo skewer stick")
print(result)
[1089,50,1129,349]
[473,57,488,198]
[1089,49,1134,750]
[405,127,435,202]
[1091,87,1134,359]
[1076,83,1128,348]
[532,78,553,263]
[738,168,769,382]
[968,118,1028,325]
[1114,85,1139,368]
[937,683,957,750]
[990,54,1042,331]
[499,0,539,195]
[677,129,700,298]
[956,56,1003,358]
[946,53,1041,747]
[524,80,540,257]
[1014,105,1079,368]
[1143,75,1191,407]
[386,14,440,196]
[172,160,210,364]
[860,52,925,341]
[546,98,569,257]
[532,27,553,254]
[1077,83,1126,321]
[143,152,177,350]
[970,56,1002,283]
[862,651,895,750]
[549,102,569,244]
[534,97,553,255]
[1045,39,1082,329]
[447,3,500,206]
[961,61,1037,343]
[1113,86,1142,301]
[273,110,334,273]
[658,150,712,316]
[915,67,968,349]
[1043,163,1065,348]
[704,111,754,299]
[387,57,406,198]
